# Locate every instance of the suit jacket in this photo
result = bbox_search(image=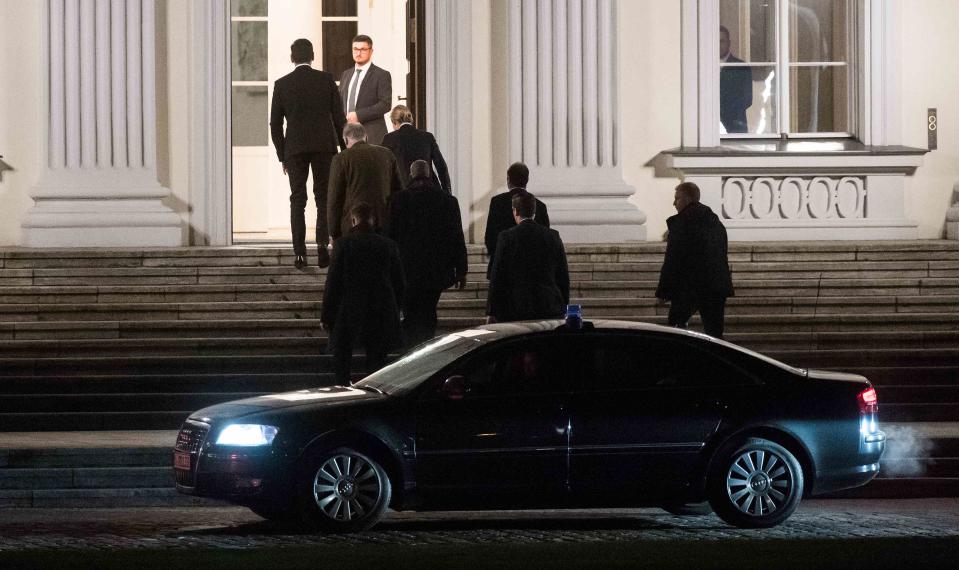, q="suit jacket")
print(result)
[322,223,405,350]
[487,220,570,322]
[327,141,402,239]
[484,189,550,276]
[387,179,467,291]
[339,63,392,145]
[270,66,346,162]
[381,124,452,192]
[720,55,753,134]
[655,201,735,302]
